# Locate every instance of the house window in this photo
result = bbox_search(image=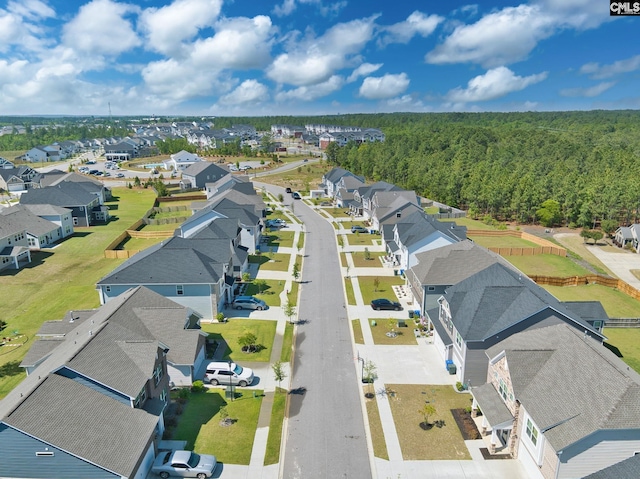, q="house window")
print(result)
[35,451,54,457]
[526,418,539,446]
[105,285,111,293]
[593,321,602,330]
[176,285,184,295]
[134,387,147,408]
[73,217,78,226]
[455,332,462,348]
[153,364,163,386]
[160,388,167,402]
[499,379,508,401]
[427,286,436,291]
